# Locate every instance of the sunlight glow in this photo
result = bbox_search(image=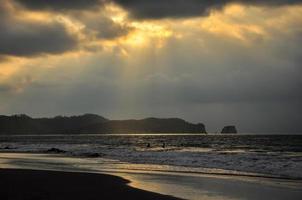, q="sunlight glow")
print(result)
[105,3,128,24]
[200,4,267,42]
[118,22,173,48]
